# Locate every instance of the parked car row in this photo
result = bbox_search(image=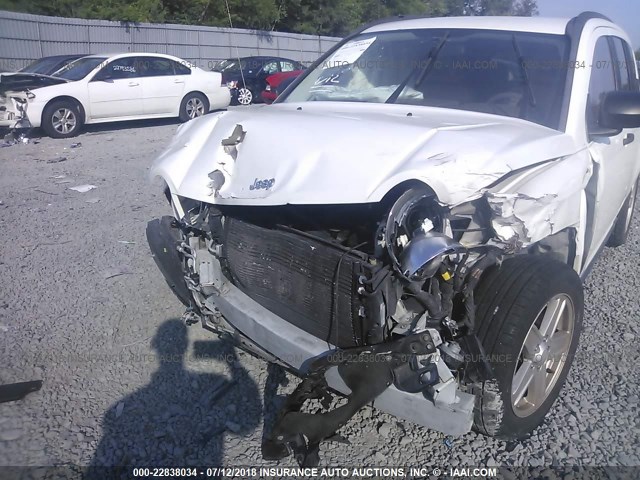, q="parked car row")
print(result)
[0,53,307,137]
[212,56,305,105]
